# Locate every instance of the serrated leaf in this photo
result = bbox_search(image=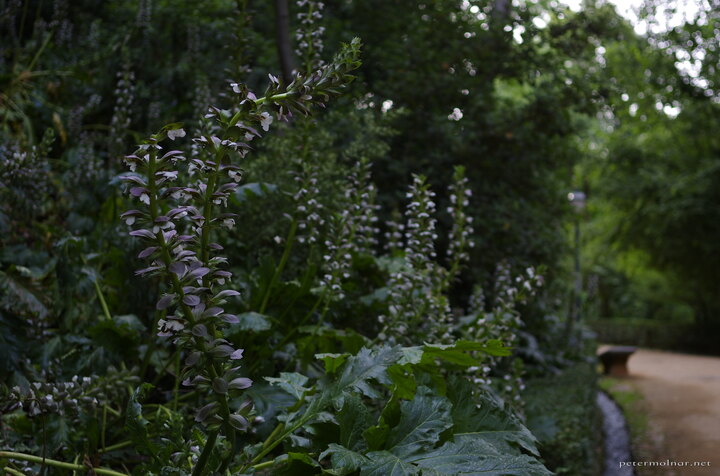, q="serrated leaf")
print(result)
[363,392,401,451]
[419,340,511,367]
[447,377,539,457]
[278,451,320,475]
[0,270,49,318]
[386,365,416,400]
[125,383,157,458]
[337,394,373,451]
[266,372,311,400]
[397,347,423,365]
[232,312,272,332]
[320,444,370,472]
[384,388,453,458]
[235,182,278,202]
[316,353,350,375]
[412,435,551,475]
[330,346,401,399]
[361,451,420,476]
